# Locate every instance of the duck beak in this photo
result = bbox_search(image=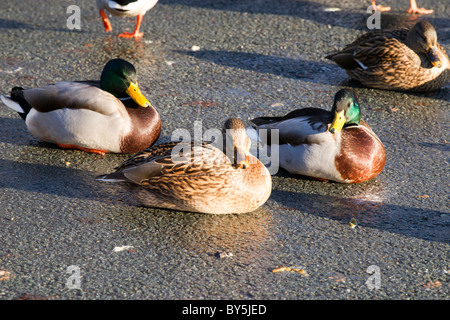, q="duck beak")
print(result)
[233,147,250,169]
[126,81,152,107]
[427,46,442,68]
[329,110,346,134]
[237,156,250,169]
